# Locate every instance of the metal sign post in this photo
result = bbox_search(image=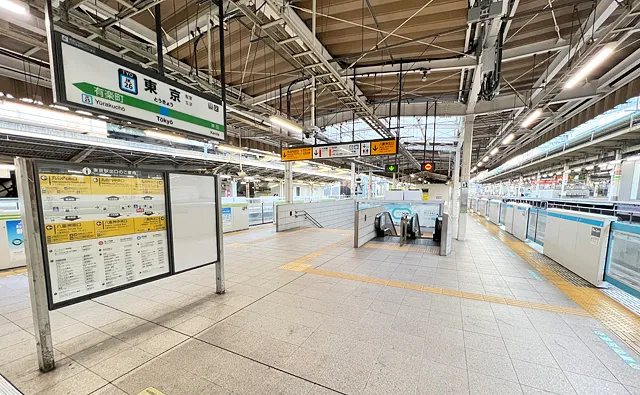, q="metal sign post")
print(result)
[14,158,55,372]
[214,176,225,294]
